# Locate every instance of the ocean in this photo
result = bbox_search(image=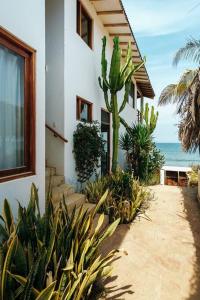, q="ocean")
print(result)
[156,143,200,167]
